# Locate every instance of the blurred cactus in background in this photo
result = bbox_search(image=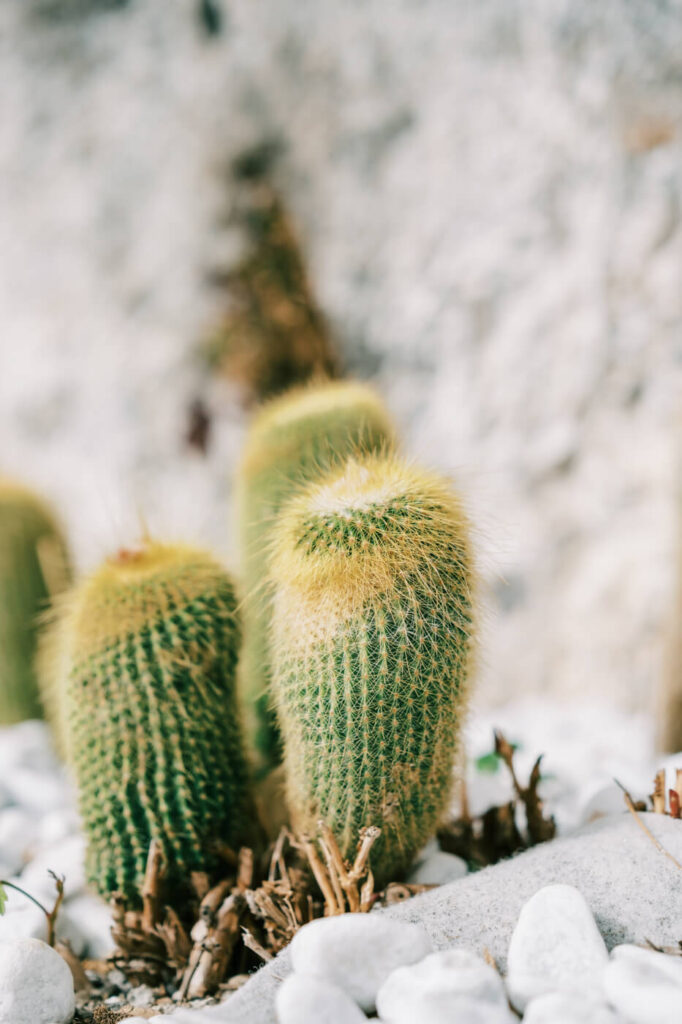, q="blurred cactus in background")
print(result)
[57,540,254,904]
[238,380,395,777]
[0,480,71,725]
[269,453,475,884]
